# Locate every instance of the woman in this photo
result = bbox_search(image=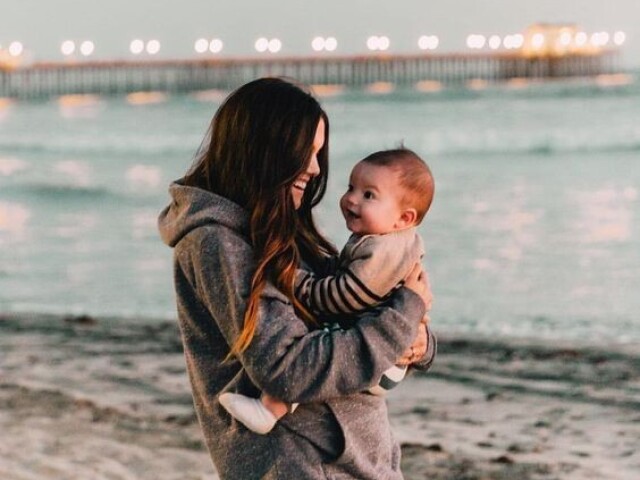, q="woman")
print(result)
[158,77,435,479]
